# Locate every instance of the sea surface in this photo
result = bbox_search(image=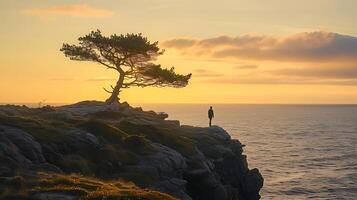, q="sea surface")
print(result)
[137,104,357,200]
